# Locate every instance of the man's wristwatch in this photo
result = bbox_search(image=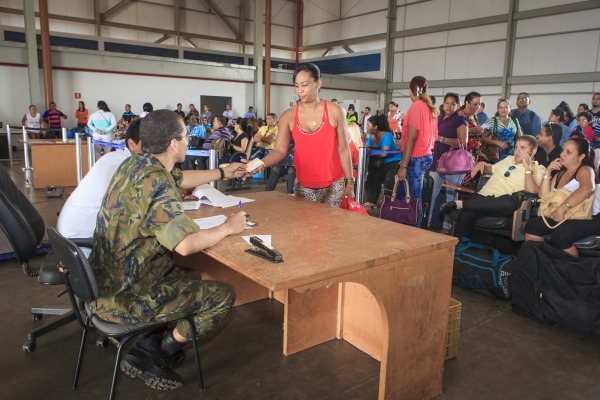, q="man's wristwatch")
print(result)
[565,202,571,209]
